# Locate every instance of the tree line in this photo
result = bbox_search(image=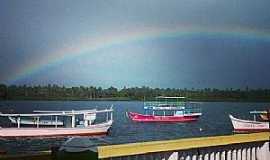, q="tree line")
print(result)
[0,84,270,101]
